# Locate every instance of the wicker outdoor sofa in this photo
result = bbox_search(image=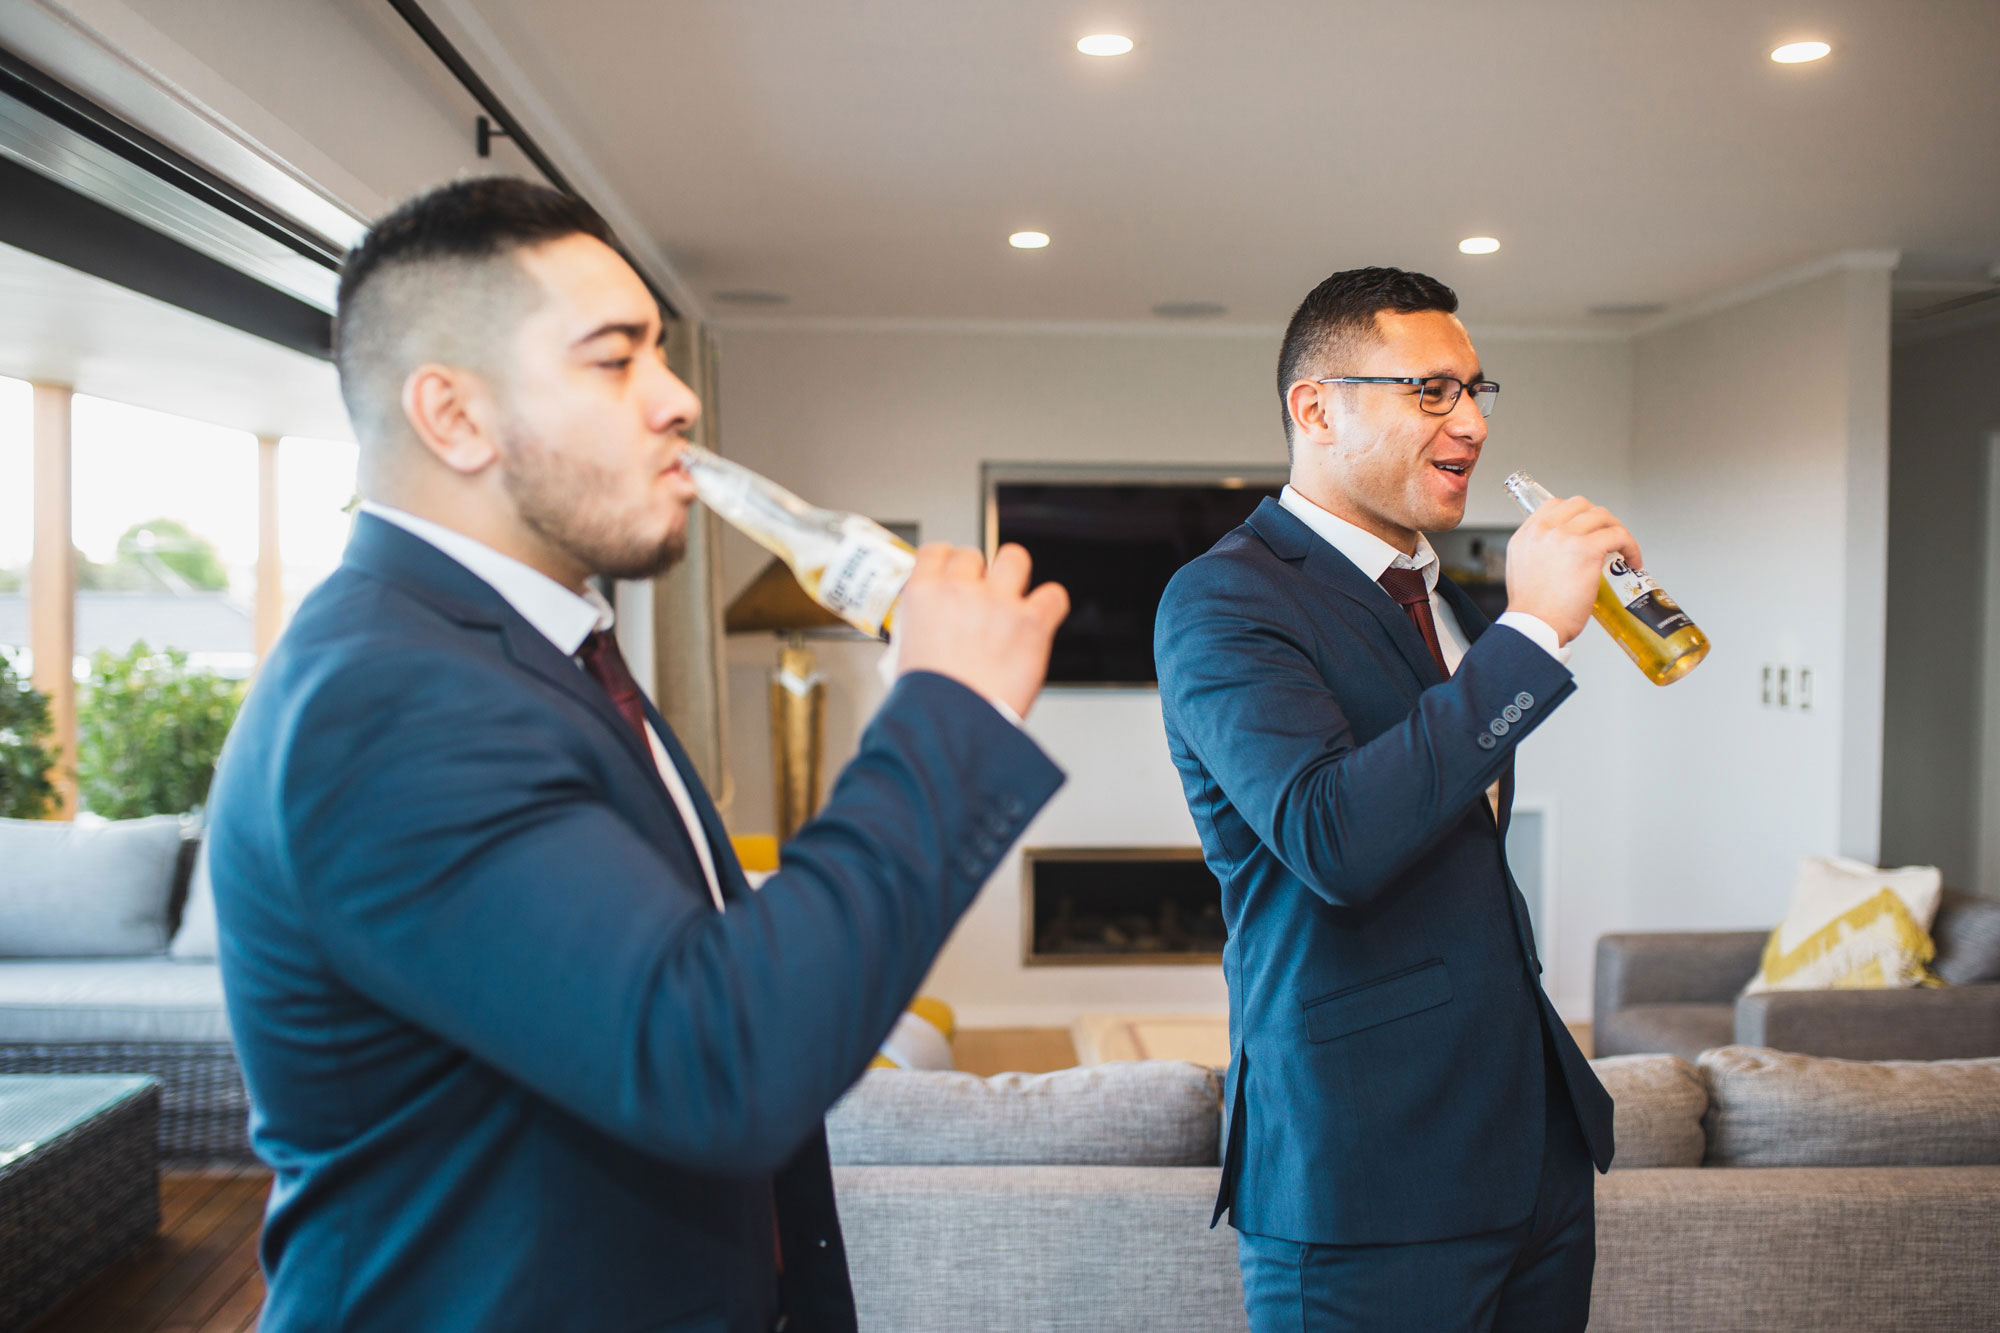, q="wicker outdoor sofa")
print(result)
[1,823,255,1163]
